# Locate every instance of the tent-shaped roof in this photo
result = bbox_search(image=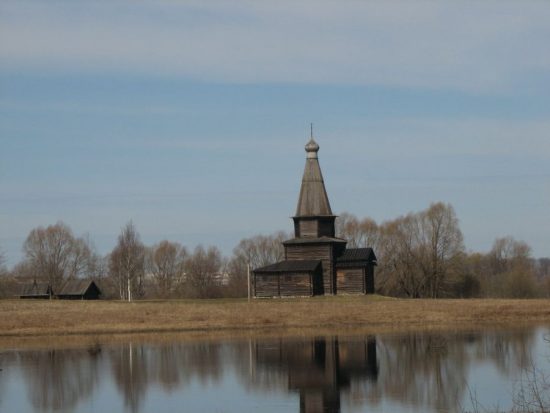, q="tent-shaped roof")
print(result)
[295,138,333,217]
